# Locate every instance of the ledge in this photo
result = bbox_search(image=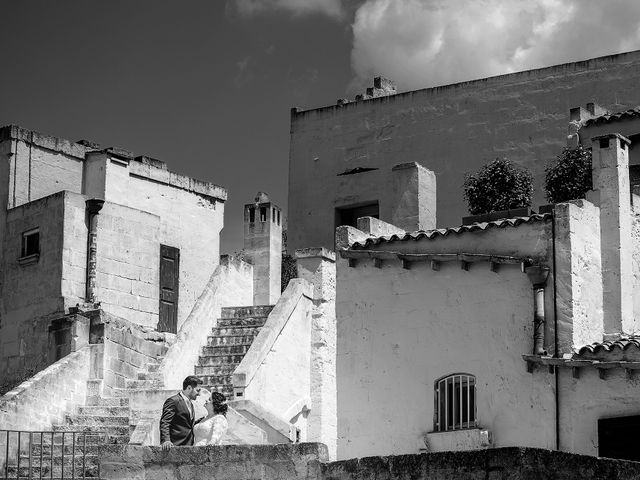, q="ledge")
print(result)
[18,253,39,266]
[523,354,640,379]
